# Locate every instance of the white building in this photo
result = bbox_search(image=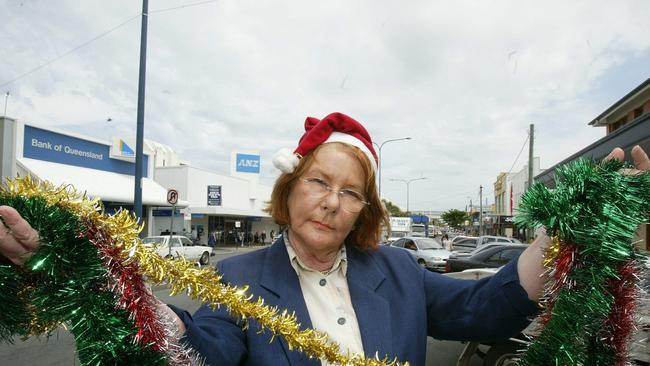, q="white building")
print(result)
[0,116,277,243]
